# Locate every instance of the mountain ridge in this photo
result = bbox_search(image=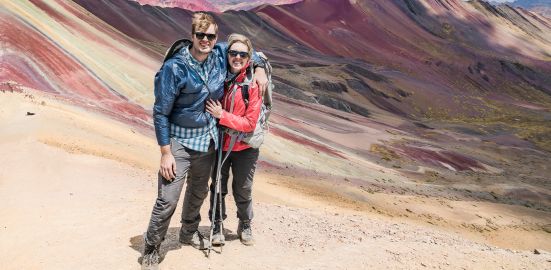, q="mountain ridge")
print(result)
[129,0,303,11]
[502,0,551,17]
